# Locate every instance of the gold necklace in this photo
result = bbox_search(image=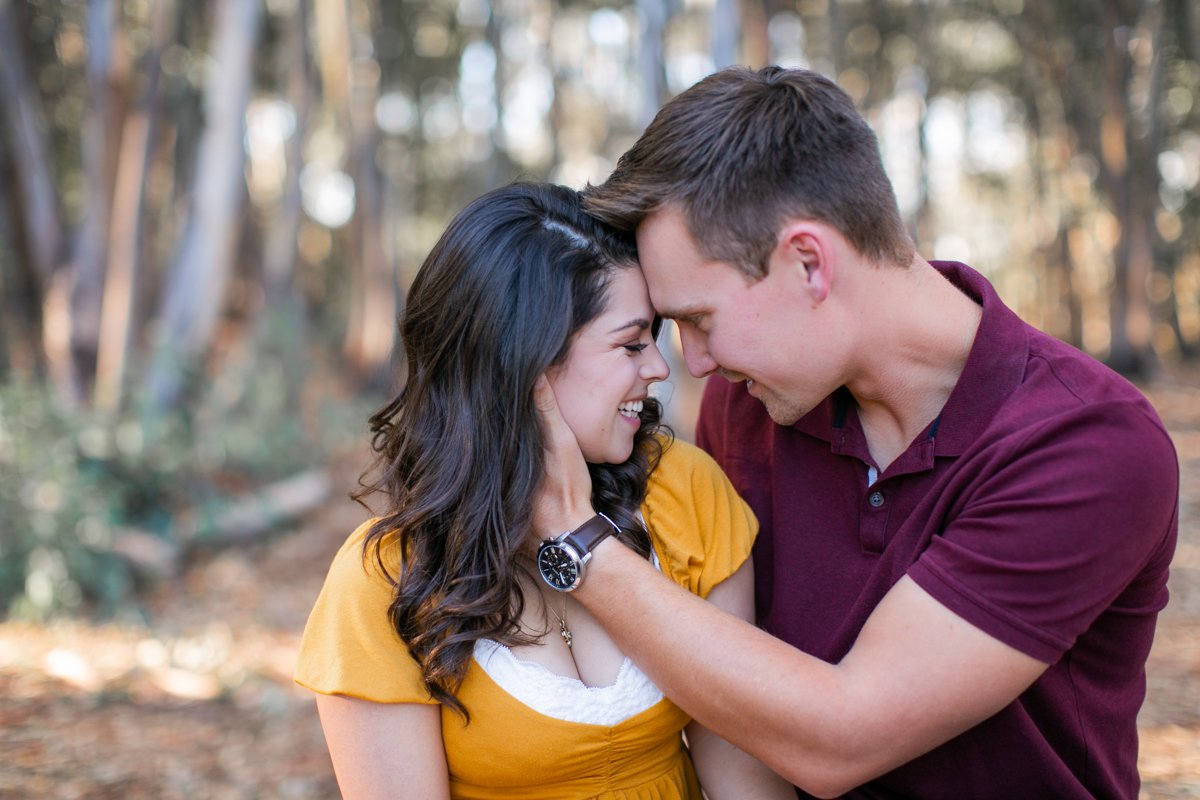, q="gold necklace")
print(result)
[547,595,572,648]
